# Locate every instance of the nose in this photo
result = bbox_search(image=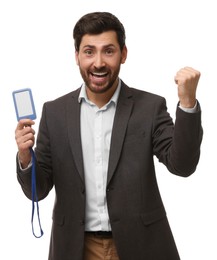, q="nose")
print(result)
[93,53,105,68]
